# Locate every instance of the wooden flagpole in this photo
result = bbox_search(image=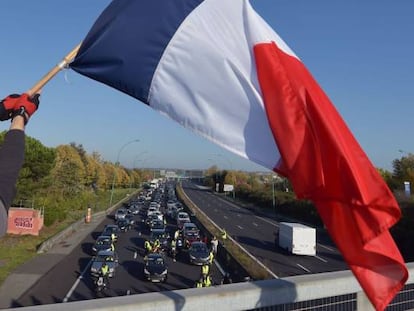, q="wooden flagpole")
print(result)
[27,43,82,96]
